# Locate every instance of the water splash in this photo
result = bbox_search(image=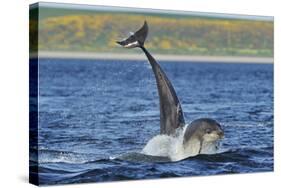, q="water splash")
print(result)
[36,149,94,164]
[141,125,220,161]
